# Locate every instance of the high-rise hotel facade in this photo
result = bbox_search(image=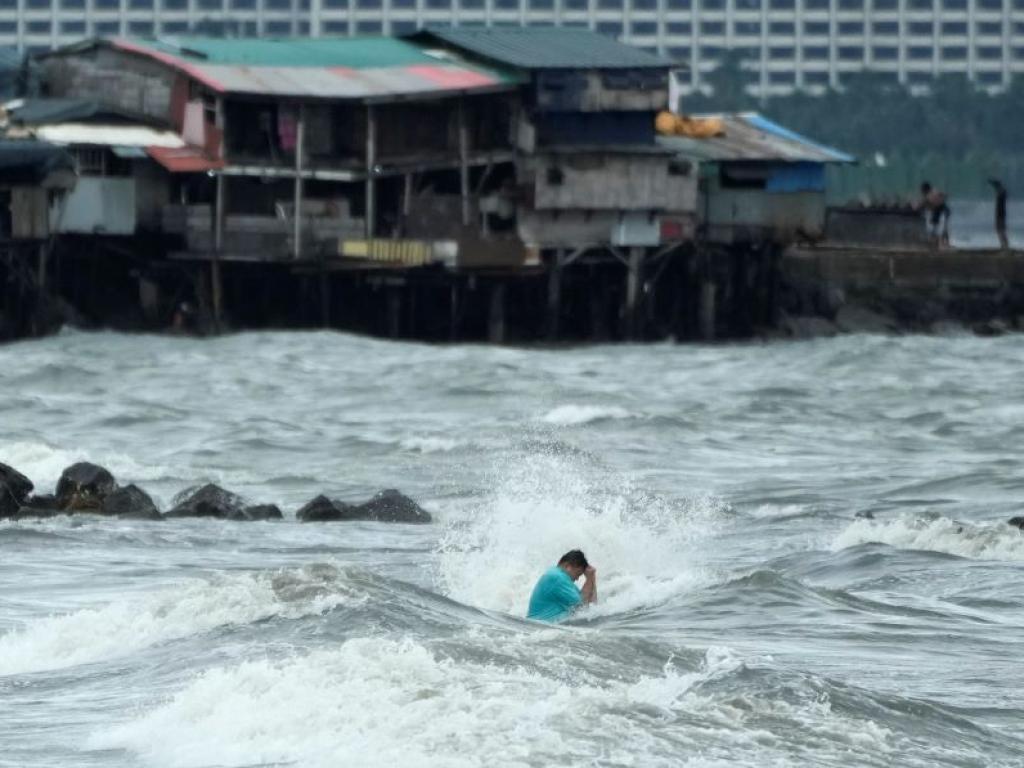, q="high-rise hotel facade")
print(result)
[2,0,1022,95]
